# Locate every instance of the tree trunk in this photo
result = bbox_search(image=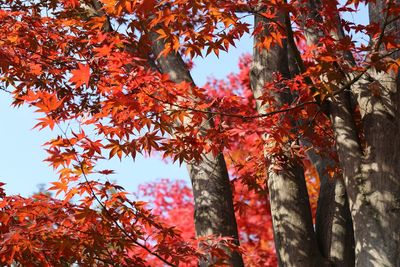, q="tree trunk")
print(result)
[83,3,244,265]
[314,162,355,266]
[330,72,400,266]
[330,0,400,265]
[288,5,356,261]
[251,9,356,266]
[250,13,327,266]
[149,33,244,267]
